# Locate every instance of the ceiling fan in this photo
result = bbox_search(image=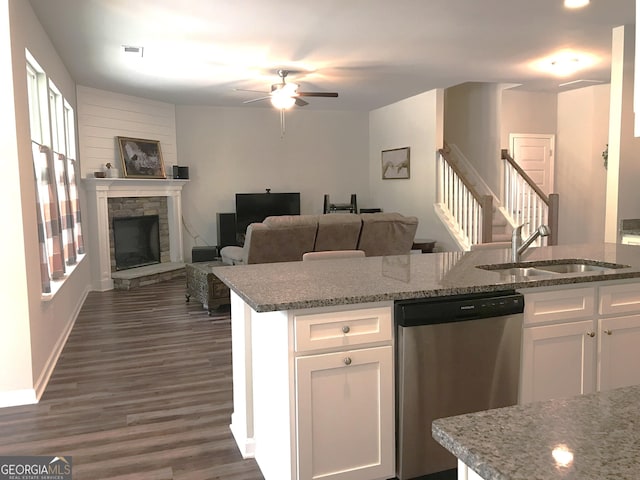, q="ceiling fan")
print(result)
[236,69,339,137]
[237,69,339,110]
